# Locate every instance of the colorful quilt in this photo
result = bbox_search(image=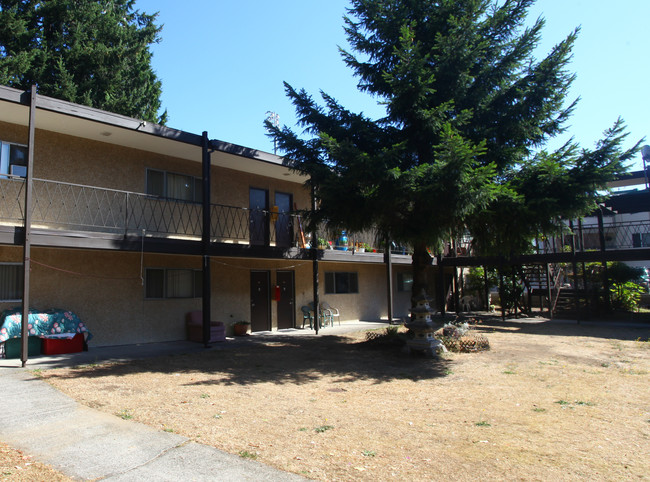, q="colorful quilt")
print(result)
[0,308,92,343]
